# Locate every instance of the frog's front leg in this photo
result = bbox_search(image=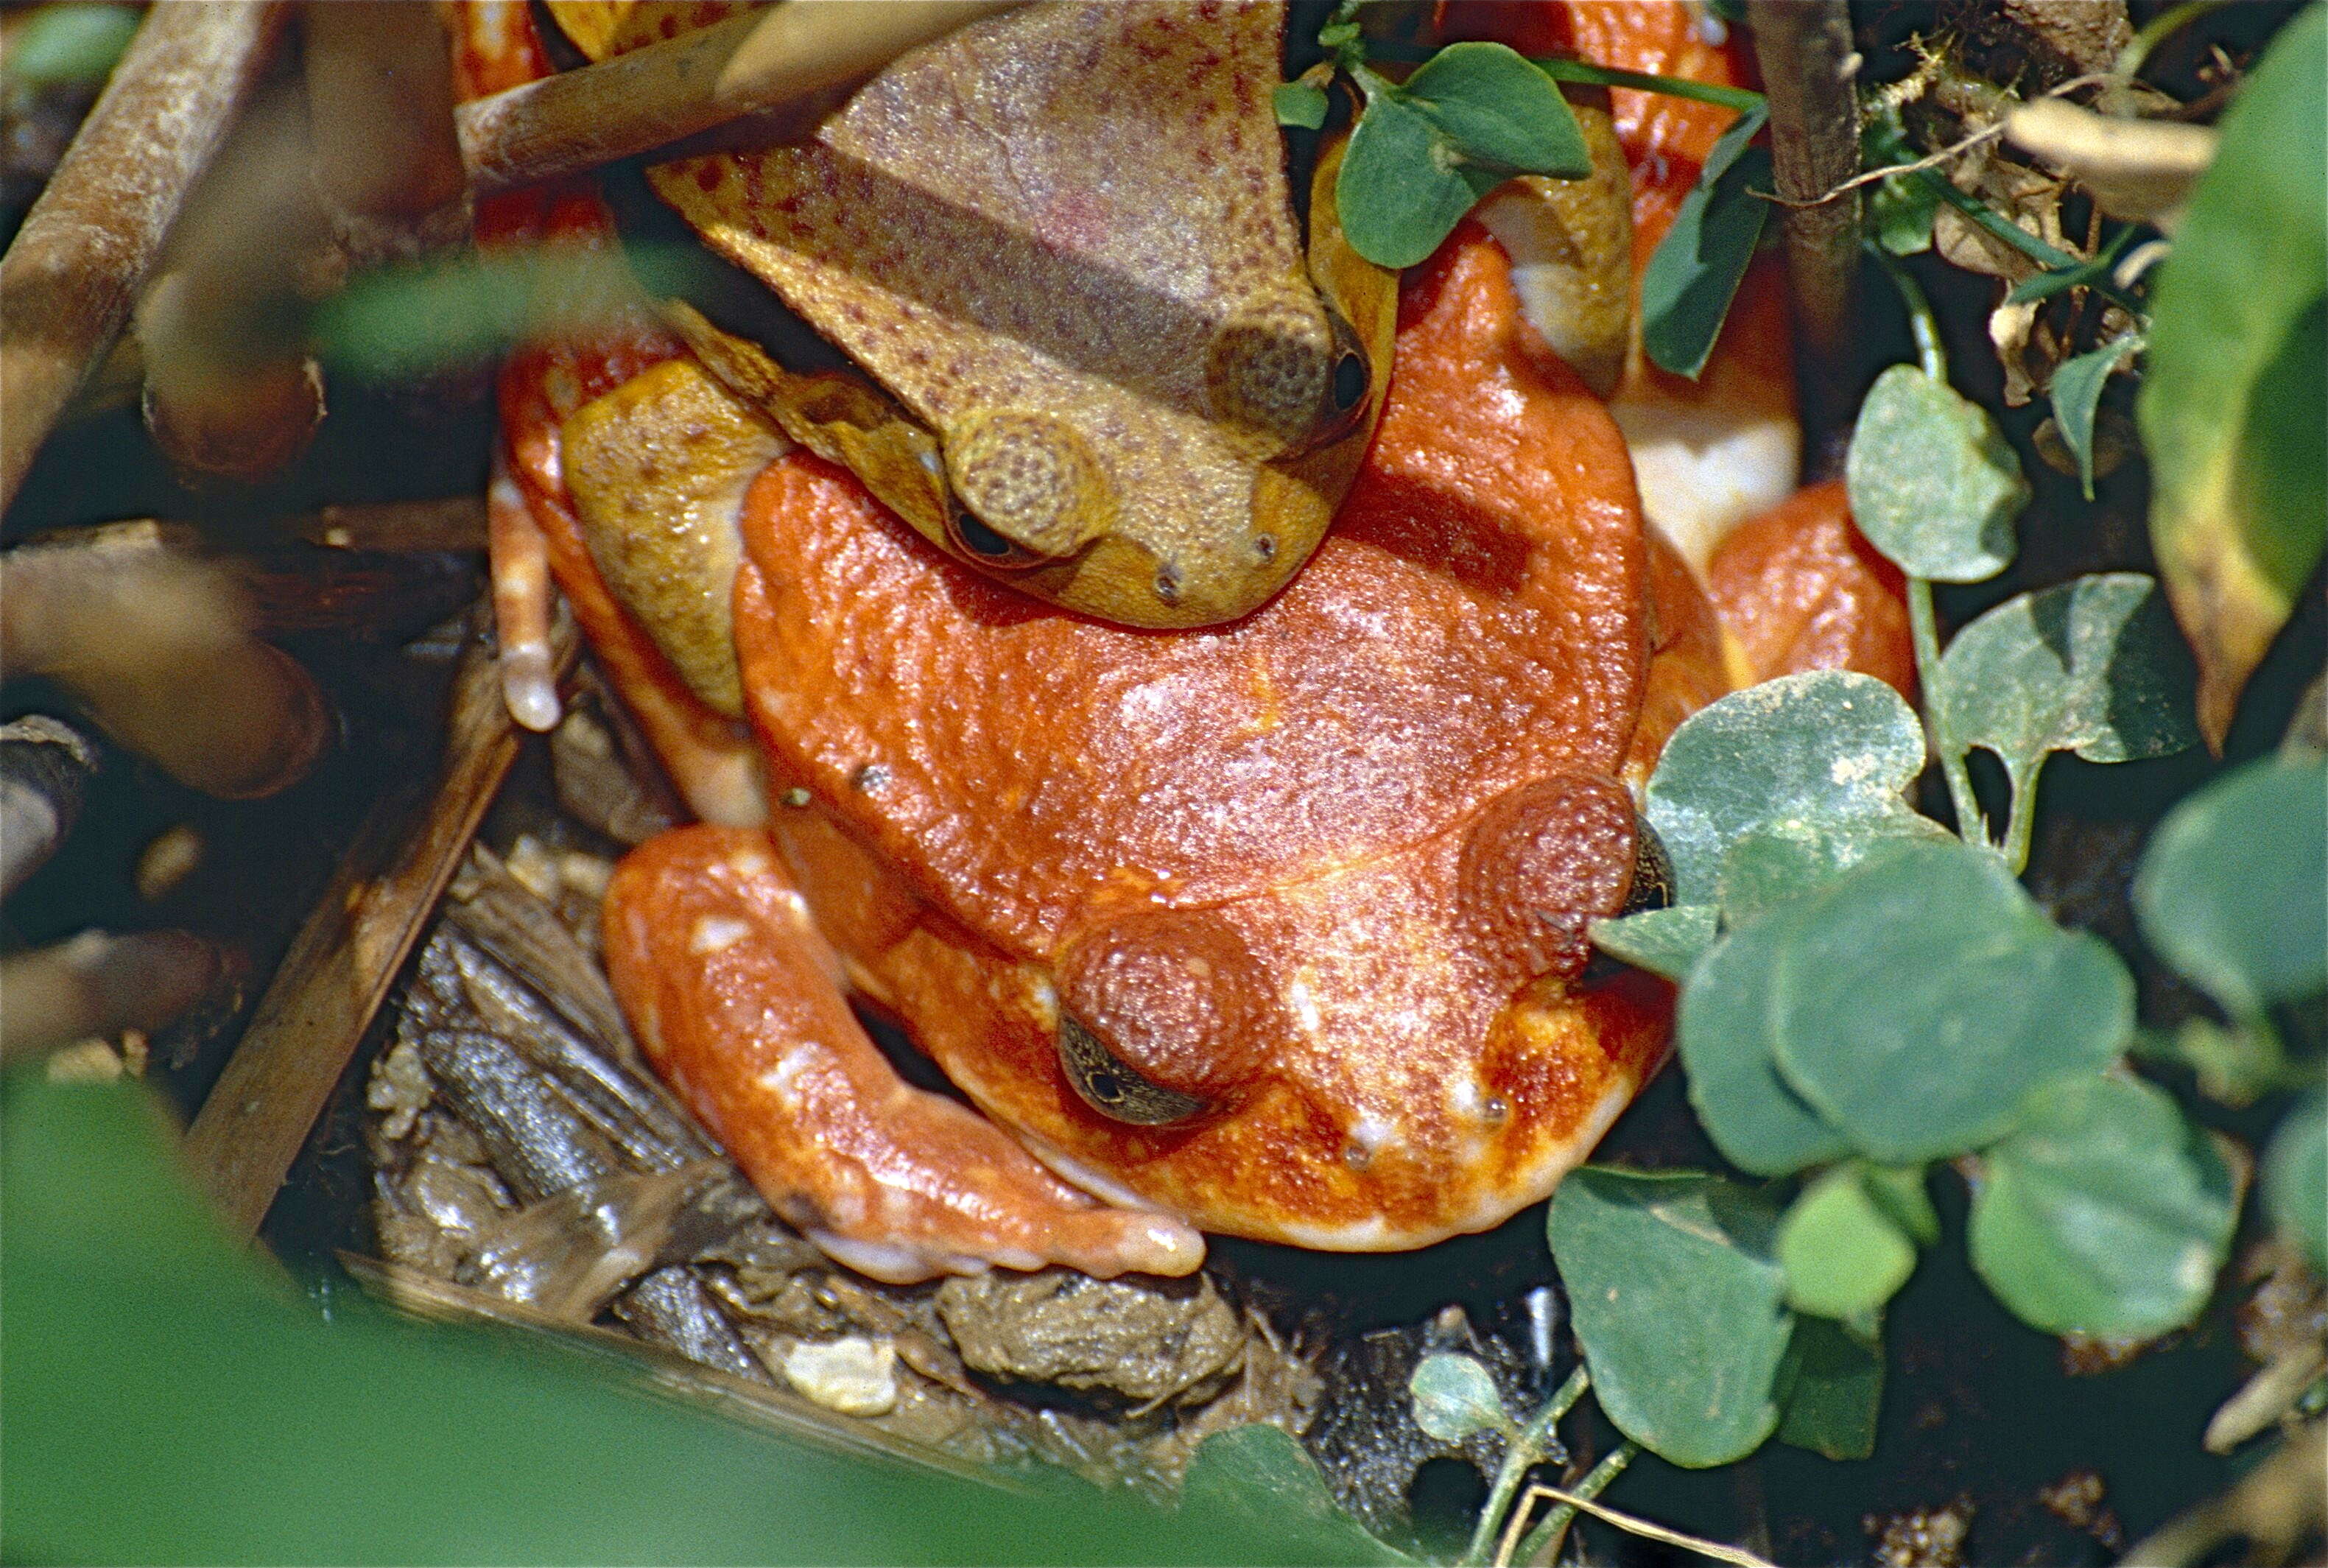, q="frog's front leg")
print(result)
[602,825,1206,1284]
